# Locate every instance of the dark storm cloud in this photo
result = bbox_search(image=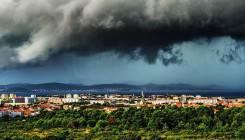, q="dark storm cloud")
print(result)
[1,0,245,68]
[216,42,245,64]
